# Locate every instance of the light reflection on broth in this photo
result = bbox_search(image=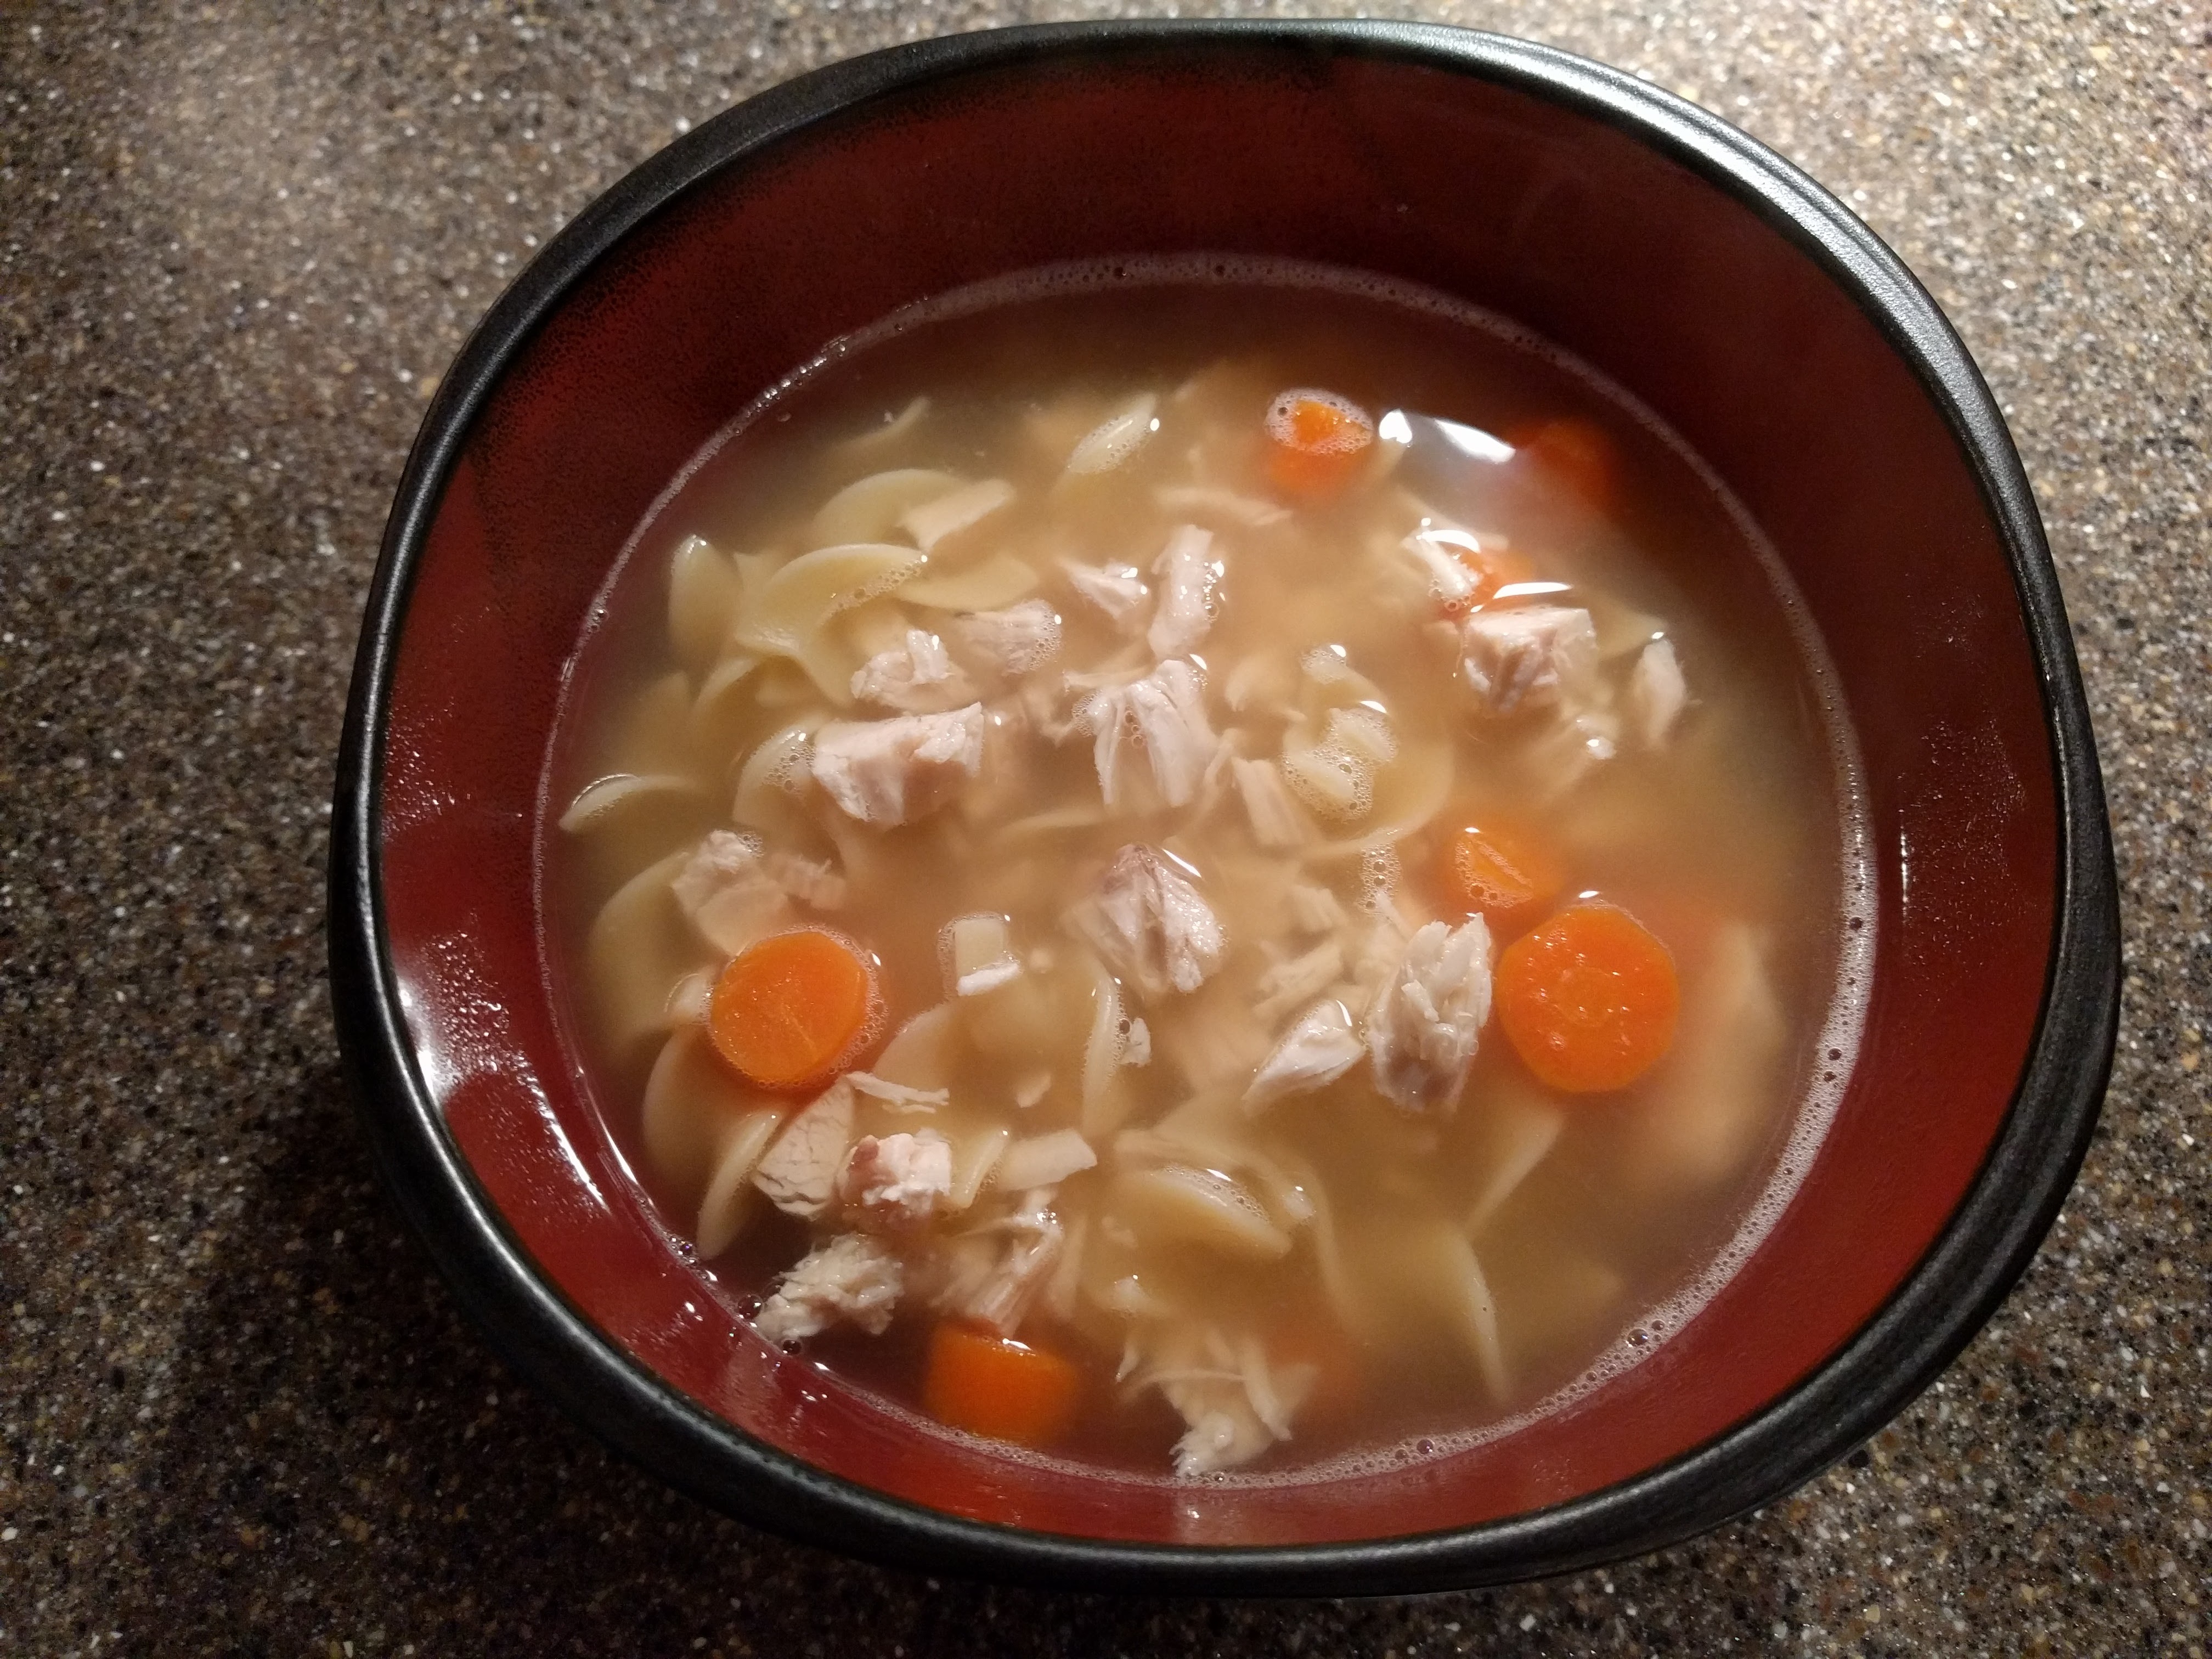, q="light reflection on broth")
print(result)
[542,260,1872,1482]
